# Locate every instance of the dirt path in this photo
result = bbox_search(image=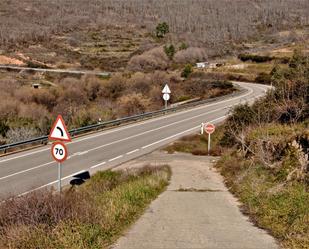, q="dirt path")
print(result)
[112,151,279,249]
